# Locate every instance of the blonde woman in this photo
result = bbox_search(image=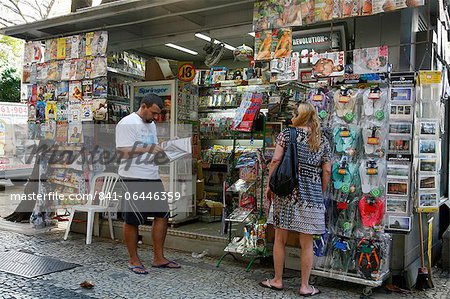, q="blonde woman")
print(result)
[260,102,332,296]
